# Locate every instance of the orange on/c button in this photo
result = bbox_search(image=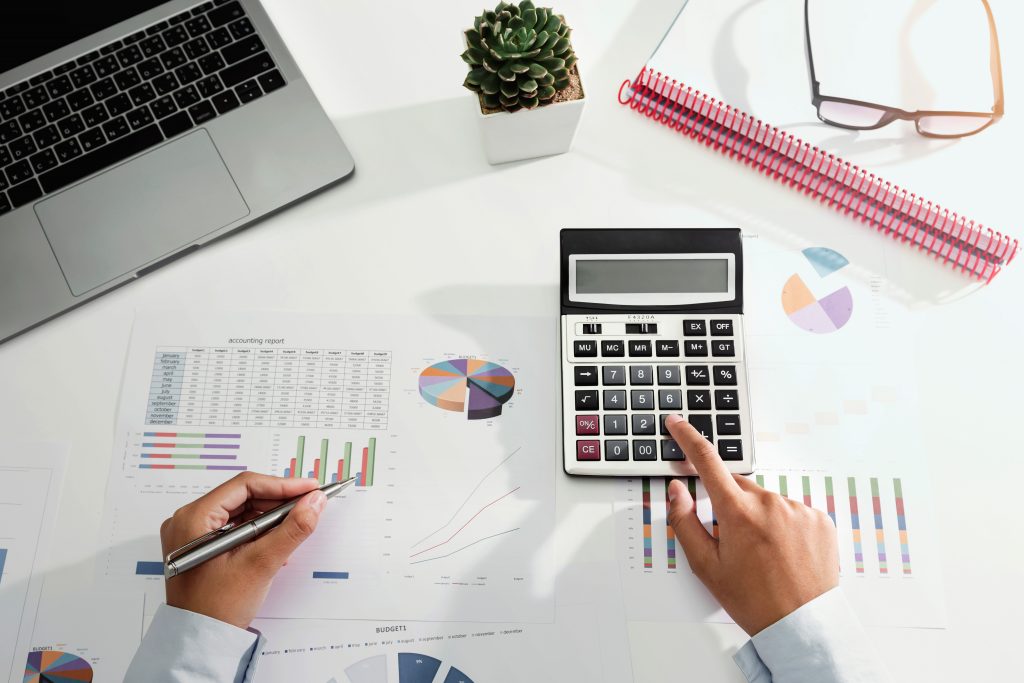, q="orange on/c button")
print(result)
[576,440,601,461]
